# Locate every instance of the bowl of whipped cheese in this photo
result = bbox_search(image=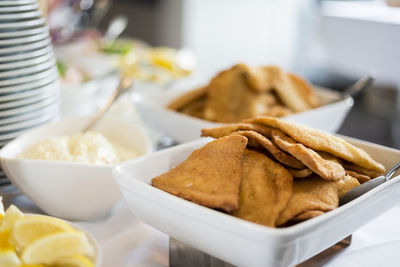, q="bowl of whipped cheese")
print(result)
[0,115,152,221]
